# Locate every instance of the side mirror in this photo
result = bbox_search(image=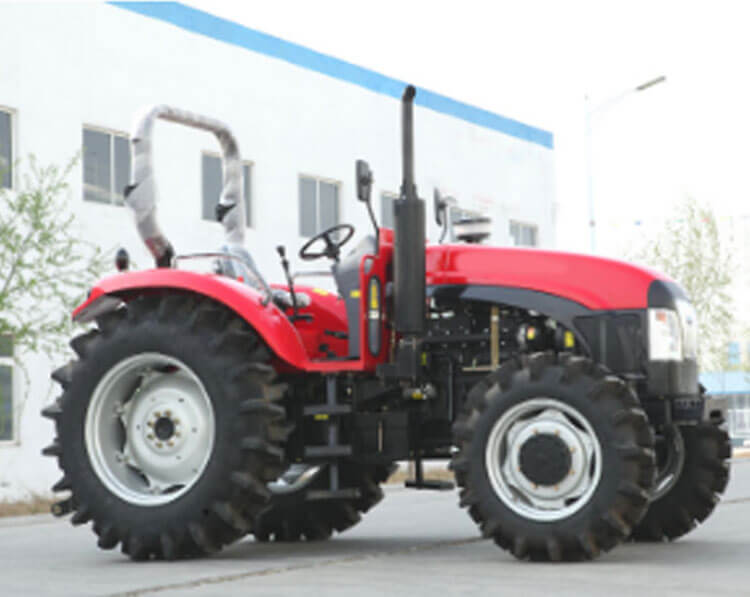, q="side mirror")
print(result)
[356,159,373,203]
